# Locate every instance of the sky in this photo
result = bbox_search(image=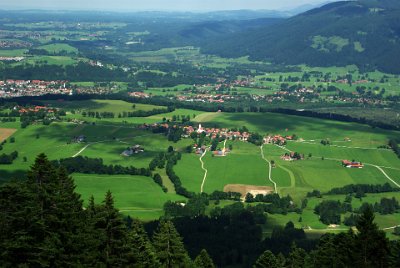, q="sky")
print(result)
[1,0,333,12]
